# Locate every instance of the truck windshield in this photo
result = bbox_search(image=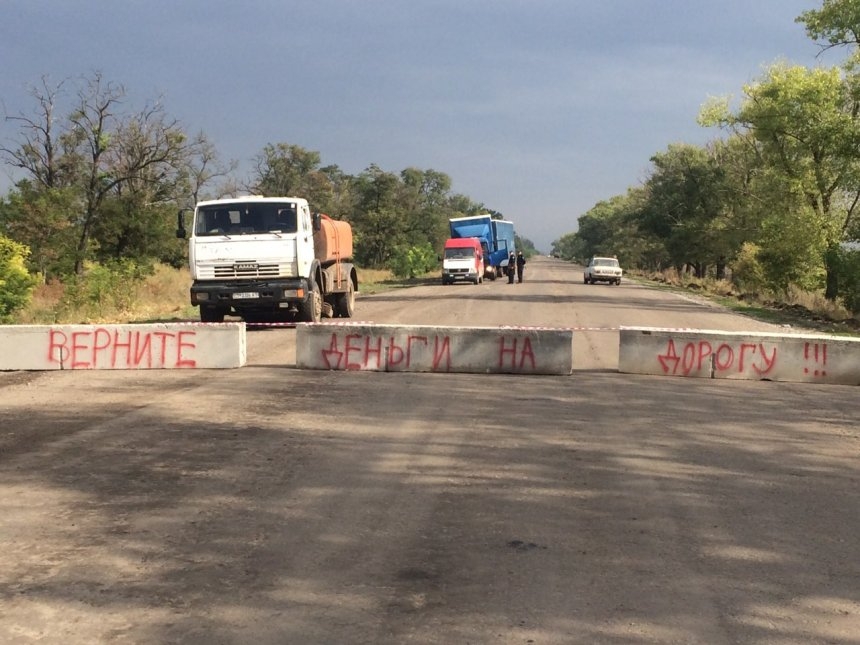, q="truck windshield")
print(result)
[196,203,298,235]
[445,248,475,259]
